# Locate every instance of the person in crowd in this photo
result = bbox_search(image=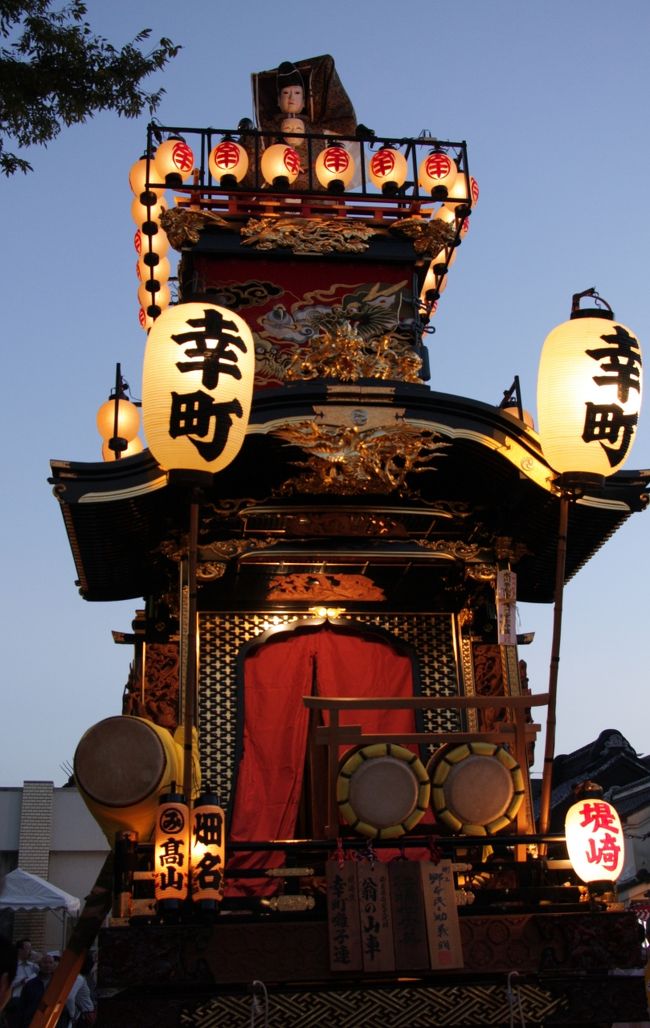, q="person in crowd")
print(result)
[4,941,36,1027]
[17,953,55,1027]
[0,936,18,1026]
